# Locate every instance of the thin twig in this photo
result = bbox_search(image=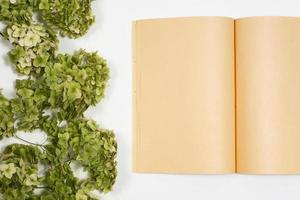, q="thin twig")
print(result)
[0,32,8,41]
[35,186,51,189]
[15,135,45,147]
